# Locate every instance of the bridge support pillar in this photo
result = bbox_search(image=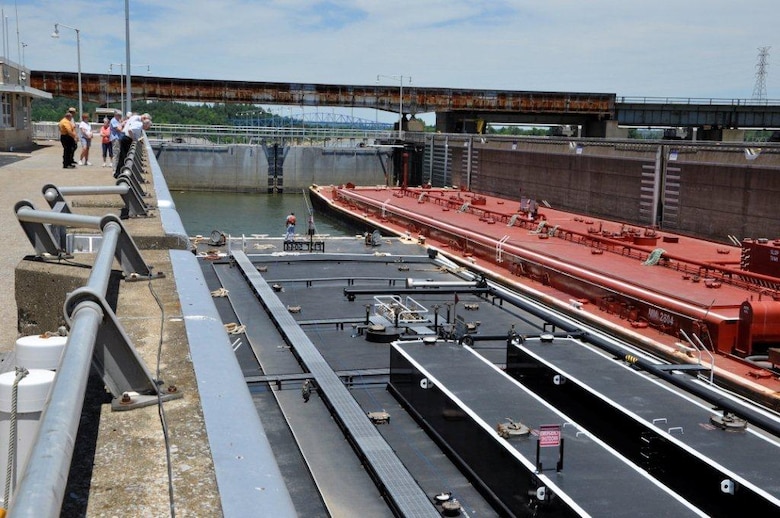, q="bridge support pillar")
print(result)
[721,129,746,142]
[435,112,481,134]
[582,120,626,138]
[694,127,744,142]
